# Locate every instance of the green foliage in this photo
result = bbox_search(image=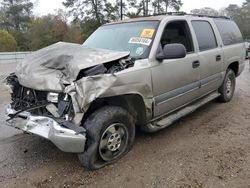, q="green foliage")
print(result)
[28,16,55,50]
[28,14,83,50]
[1,0,33,31]
[65,21,82,43]
[11,30,30,51]
[61,0,183,43]
[0,6,10,30]
[0,0,33,51]
[122,0,183,17]
[190,7,220,16]
[0,0,184,51]
[190,0,250,39]
[226,1,250,39]
[3,0,250,51]
[63,0,118,24]
[153,0,183,14]
[63,0,183,20]
[0,29,17,52]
